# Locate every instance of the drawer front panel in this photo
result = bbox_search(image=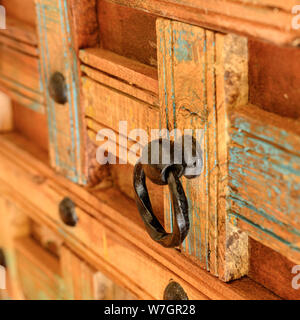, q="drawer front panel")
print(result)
[0,0,44,112]
[229,104,300,263]
[0,140,207,300]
